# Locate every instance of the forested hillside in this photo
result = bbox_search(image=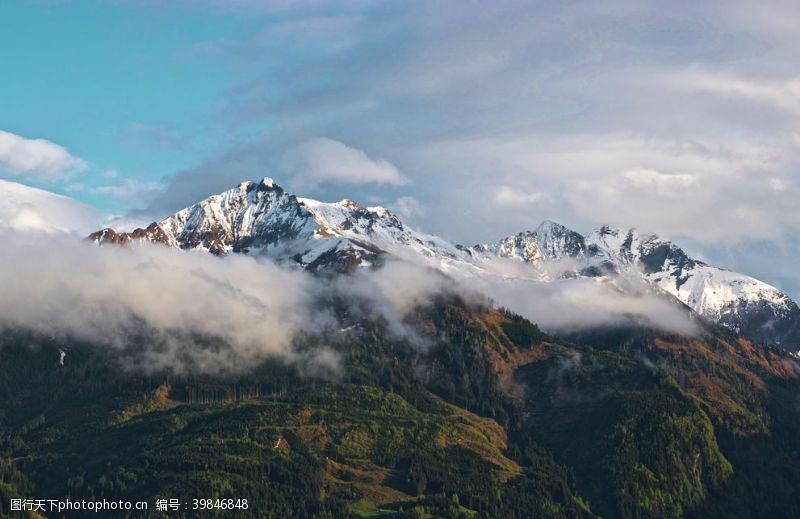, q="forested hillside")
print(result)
[1,296,799,518]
